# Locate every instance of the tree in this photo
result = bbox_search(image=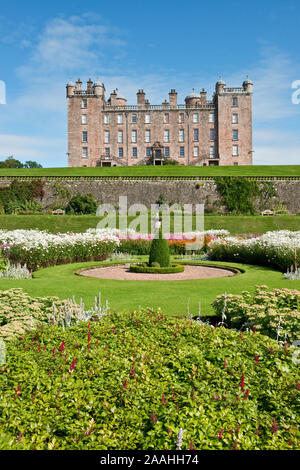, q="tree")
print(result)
[24,161,43,168]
